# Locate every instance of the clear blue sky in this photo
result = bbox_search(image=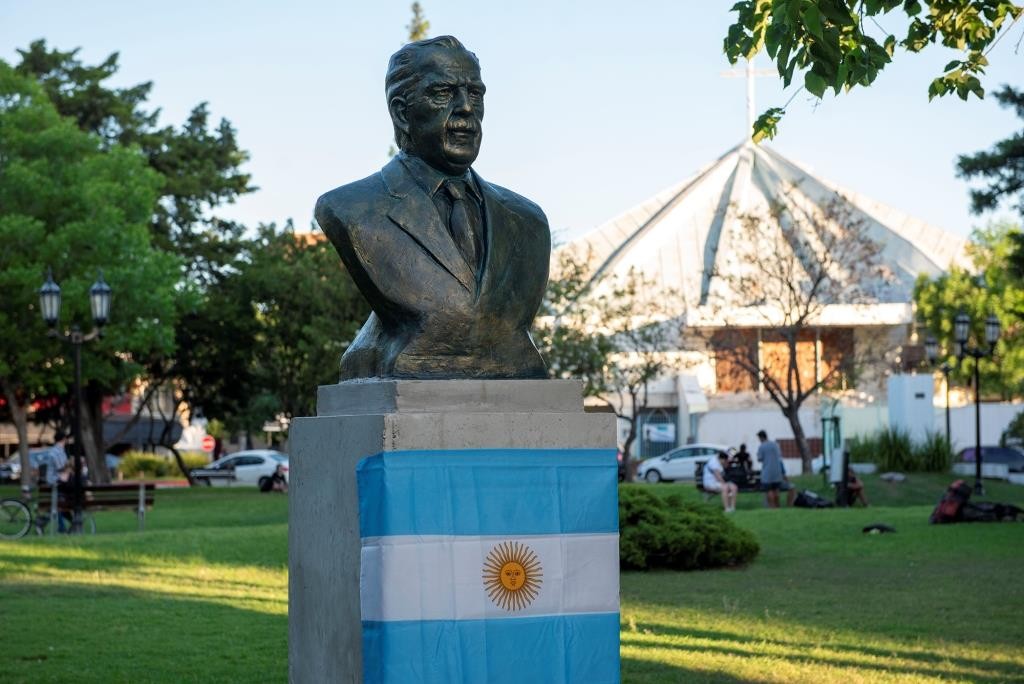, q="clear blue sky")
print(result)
[2,1,1022,241]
